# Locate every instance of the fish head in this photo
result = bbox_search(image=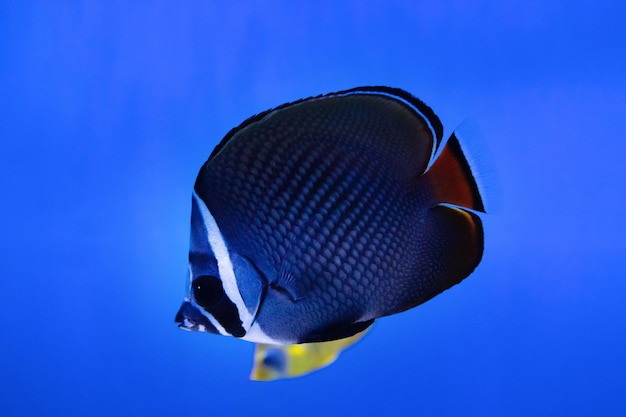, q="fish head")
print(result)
[175,191,267,340]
